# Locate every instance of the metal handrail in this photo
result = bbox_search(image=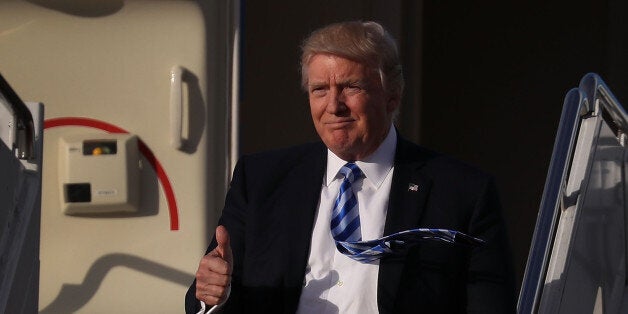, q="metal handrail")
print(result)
[517,87,587,313]
[0,72,34,160]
